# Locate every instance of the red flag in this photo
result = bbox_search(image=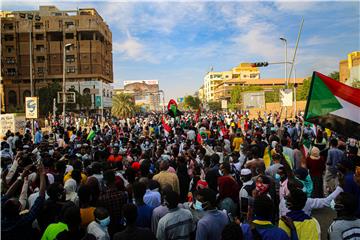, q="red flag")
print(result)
[161,116,171,134]
[195,106,201,123]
